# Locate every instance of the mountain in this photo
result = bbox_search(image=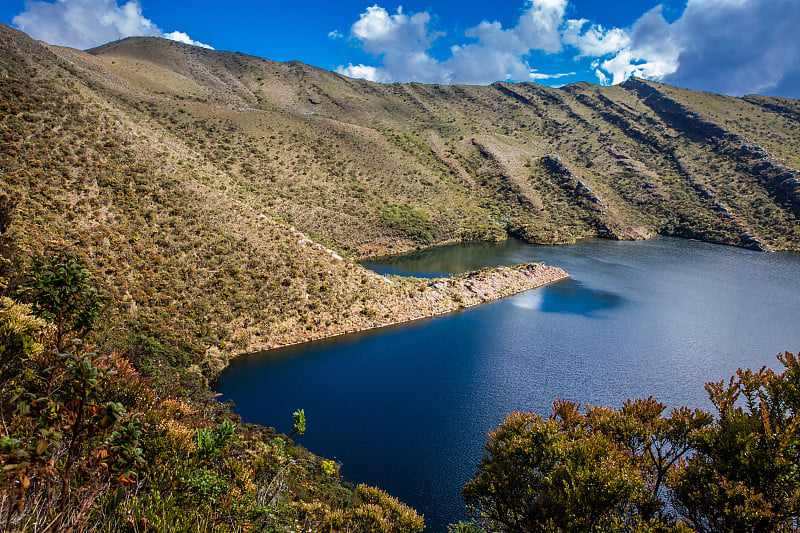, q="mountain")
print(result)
[83,34,800,254]
[1,23,799,375]
[1,23,799,532]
